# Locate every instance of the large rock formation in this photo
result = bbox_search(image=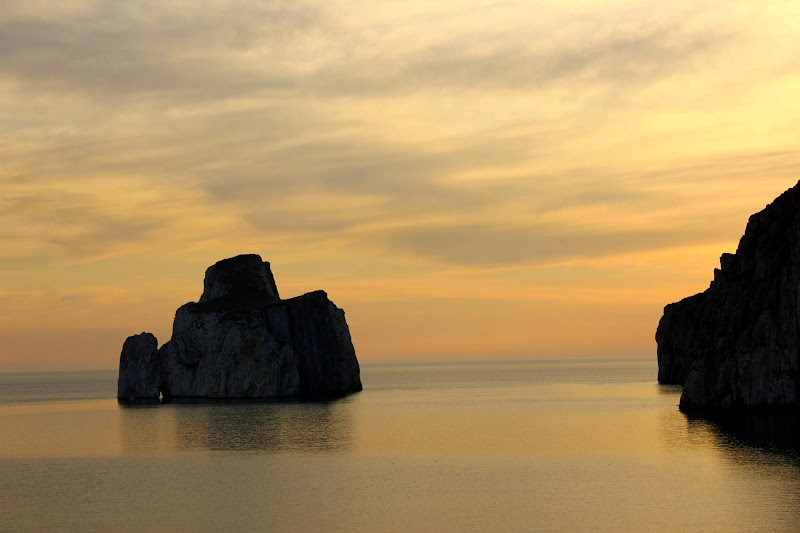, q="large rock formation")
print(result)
[118,332,160,401]
[118,254,362,401]
[656,180,800,410]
